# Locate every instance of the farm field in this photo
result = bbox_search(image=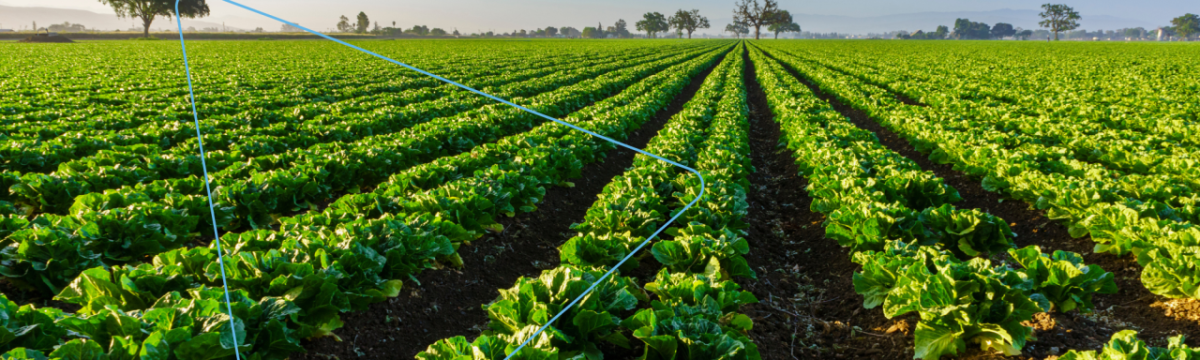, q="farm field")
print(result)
[1,39,1199,360]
